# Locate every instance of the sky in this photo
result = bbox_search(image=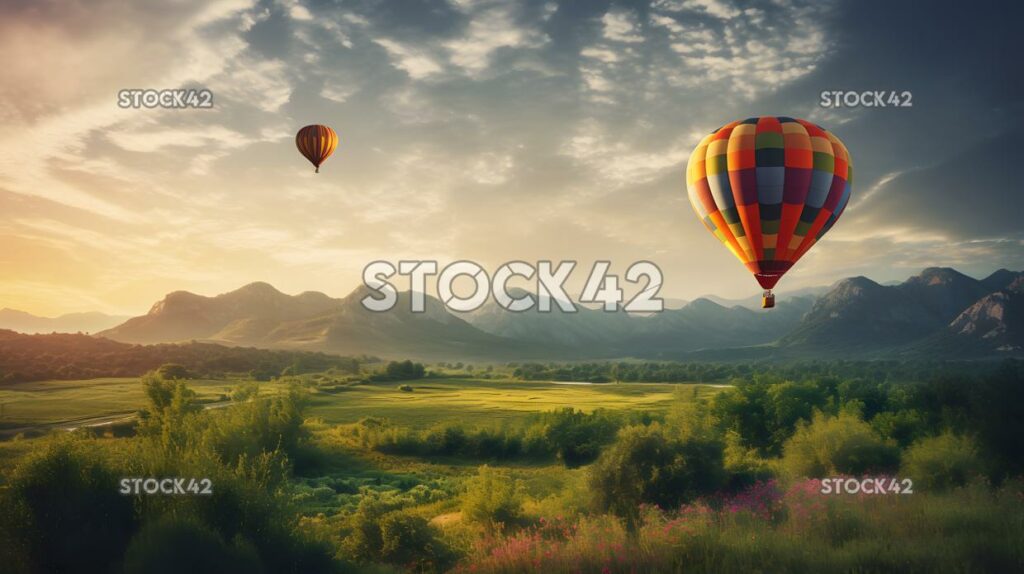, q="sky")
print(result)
[0,0,1022,316]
